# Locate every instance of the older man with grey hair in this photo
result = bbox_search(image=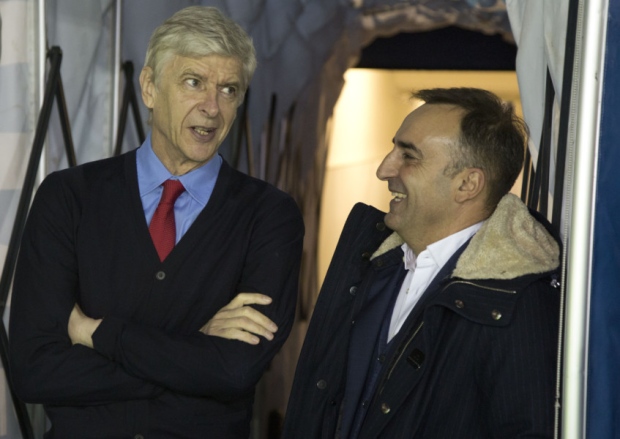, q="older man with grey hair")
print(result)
[10,7,303,438]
